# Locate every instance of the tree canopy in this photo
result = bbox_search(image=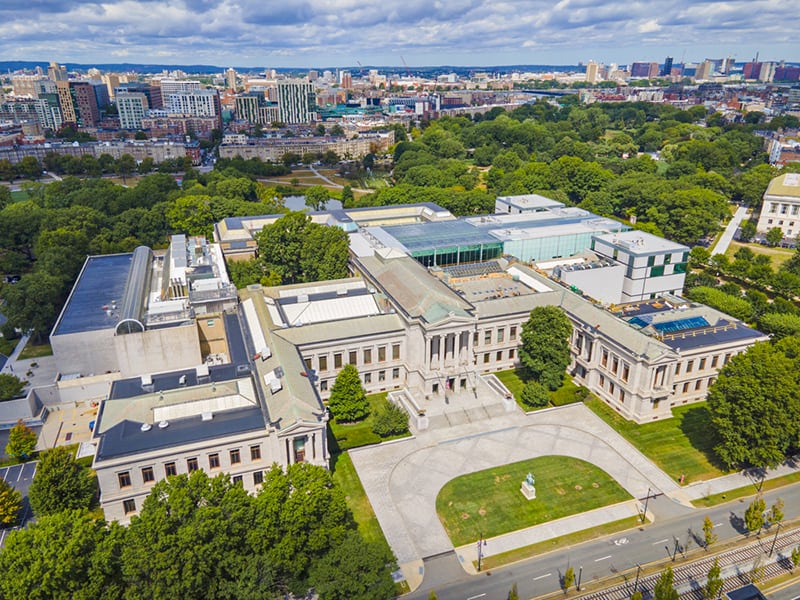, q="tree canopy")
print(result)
[328,364,369,423]
[28,446,96,516]
[5,420,37,460]
[519,306,573,390]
